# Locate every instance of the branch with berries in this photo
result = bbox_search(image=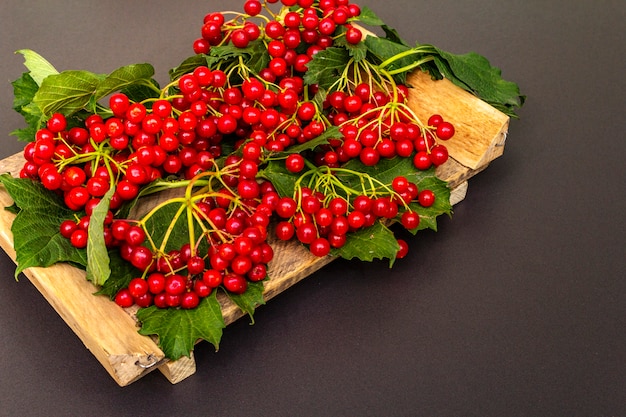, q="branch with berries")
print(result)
[3,0,523,360]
